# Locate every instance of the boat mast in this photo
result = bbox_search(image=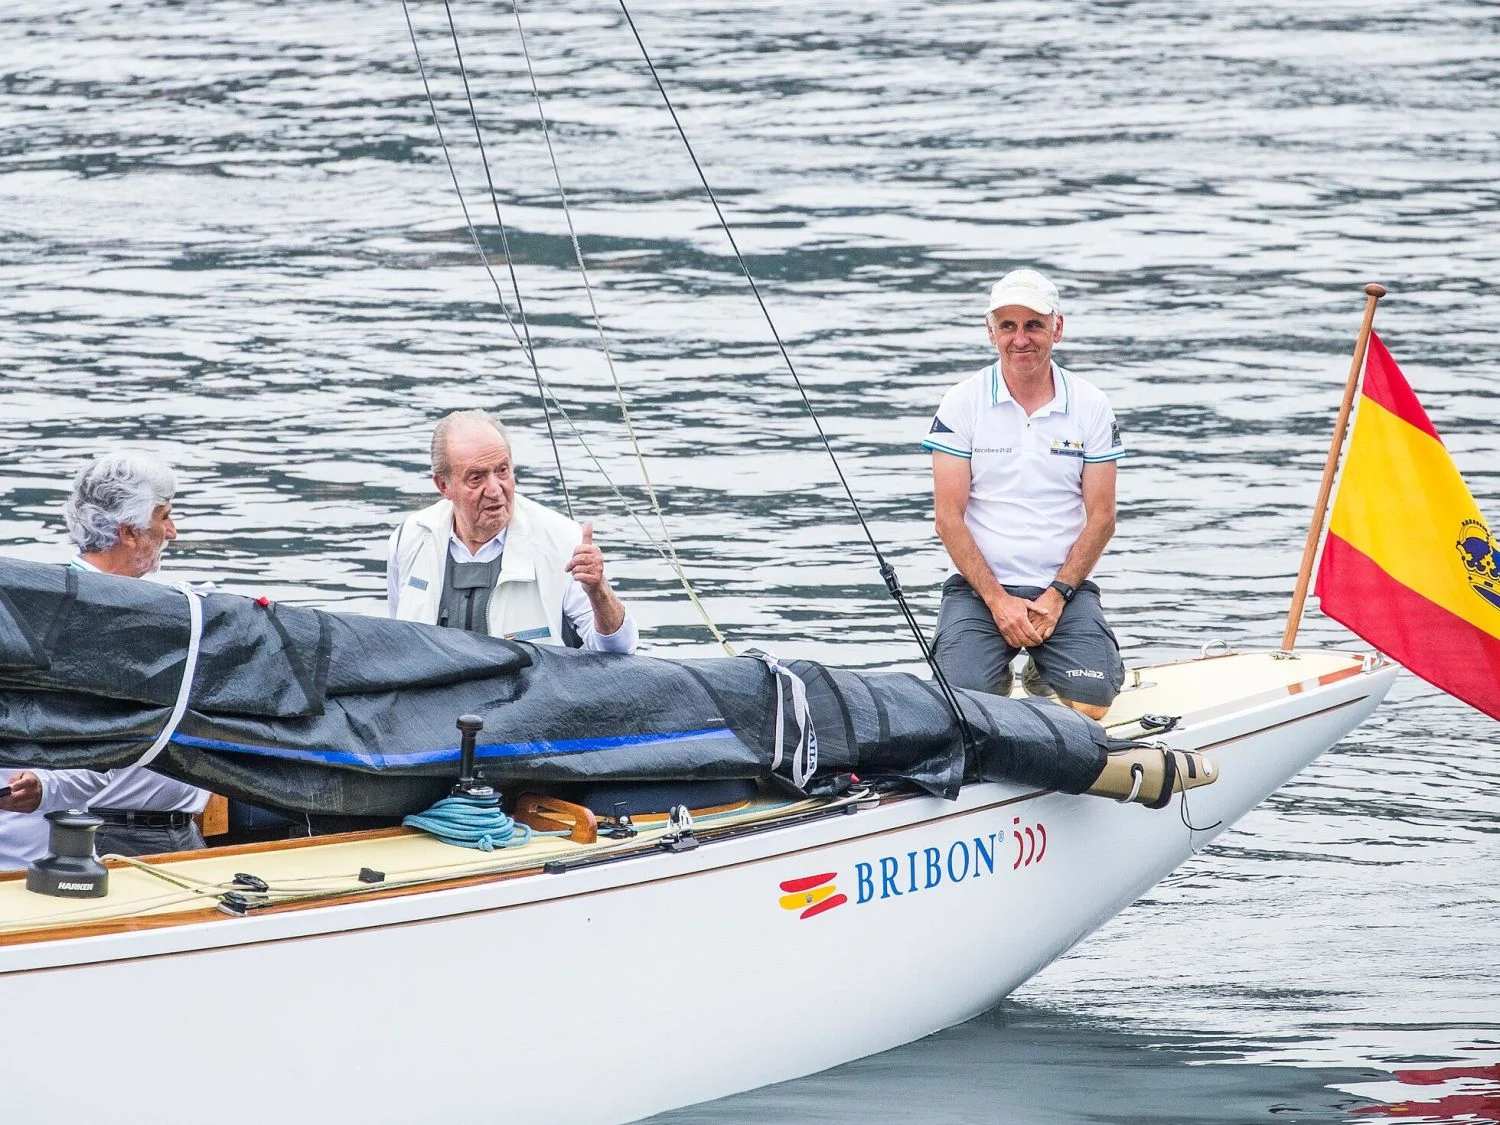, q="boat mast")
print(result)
[1280,282,1386,651]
